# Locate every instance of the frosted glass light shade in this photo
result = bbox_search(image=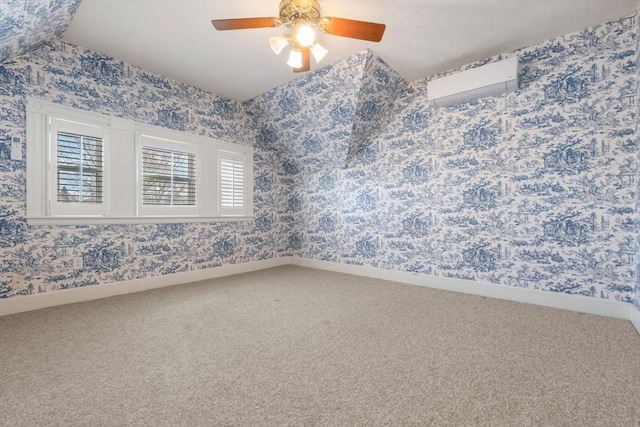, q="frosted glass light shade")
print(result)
[269,35,289,55]
[296,24,315,47]
[287,49,303,68]
[310,42,328,63]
